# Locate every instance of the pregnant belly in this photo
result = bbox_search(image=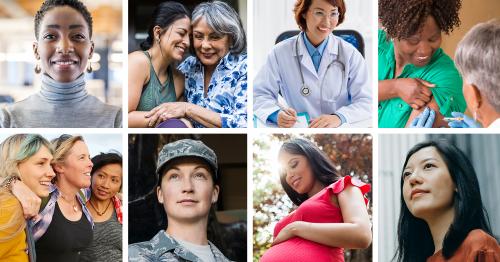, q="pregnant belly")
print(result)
[260,237,344,262]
